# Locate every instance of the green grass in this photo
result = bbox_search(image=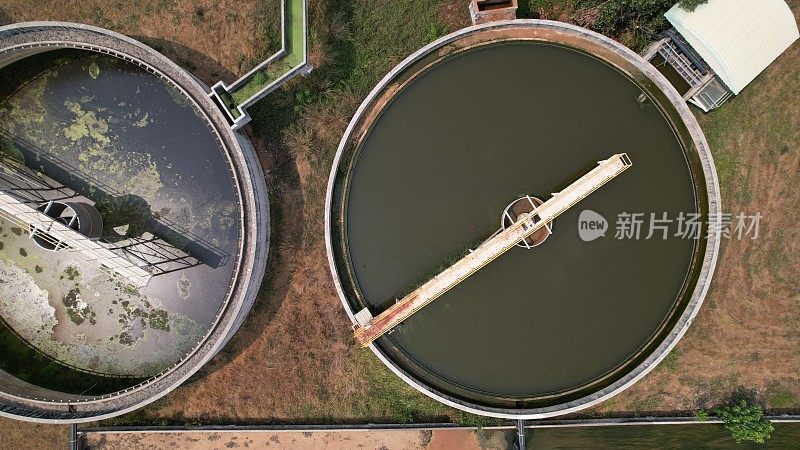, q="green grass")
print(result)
[231,0,307,105]
[352,350,450,423]
[695,99,745,200]
[660,349,681,372]
[346,0,446,92]
[768,386,798,409]
[344,350,500,425]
